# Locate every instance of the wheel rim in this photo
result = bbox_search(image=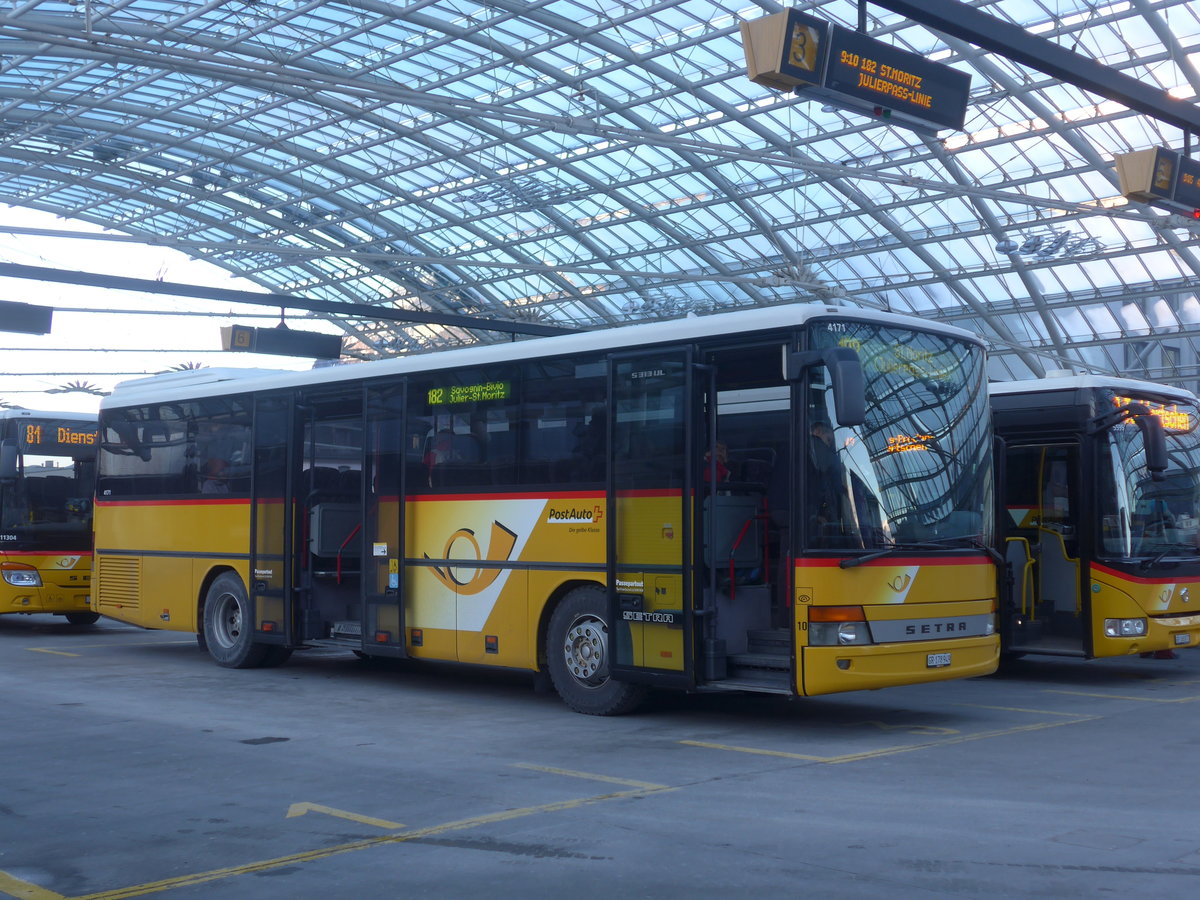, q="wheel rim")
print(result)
[562,613,609,687]
[211,590,244,650]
